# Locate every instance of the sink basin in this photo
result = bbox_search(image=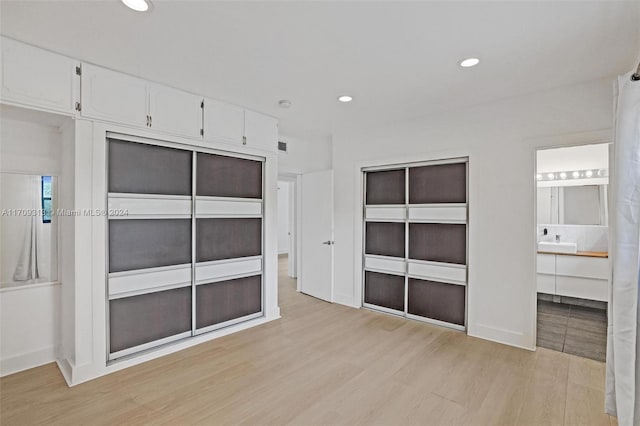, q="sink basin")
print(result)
[538,241,578,254]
